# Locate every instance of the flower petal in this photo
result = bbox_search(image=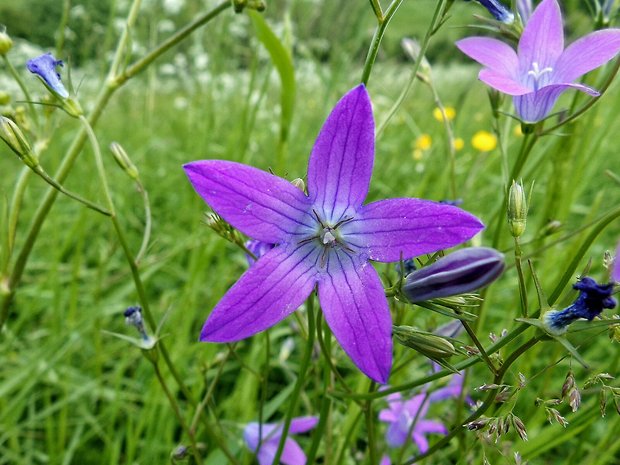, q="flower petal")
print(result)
[456,37,520,79]
[257,442,277,465]
[379,408,397,423]
[200,245,319,342]
[417,420,448,435]
[307,85,374,222]
[345,199,484,262]
[289,416,319,434]
[518,0,564,72]
[318,252,392,383]
[184,160,313,244]
[553,29,620,83]
[412,432,430,454]
[386,421,409,447]
[479,69,531,95]
[281,438,308,465]
[513,83,599,123]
